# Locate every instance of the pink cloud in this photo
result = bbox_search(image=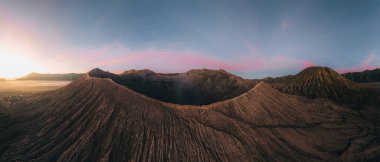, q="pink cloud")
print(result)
[336,52,380,73]
[302,61,316,68]
[360,53,376,67]
[88,43,315,73]
[243,45,315,71]
[39,42,318,75]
